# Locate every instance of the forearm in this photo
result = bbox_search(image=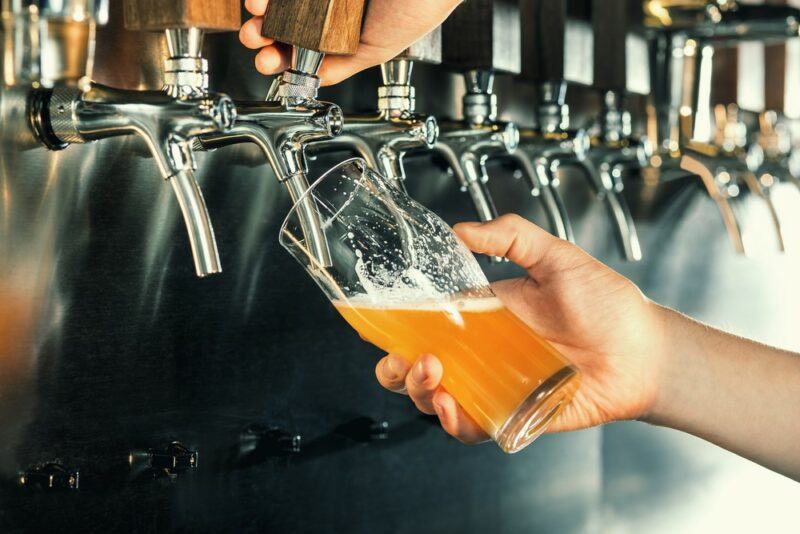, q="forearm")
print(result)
[646,305,800,480]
